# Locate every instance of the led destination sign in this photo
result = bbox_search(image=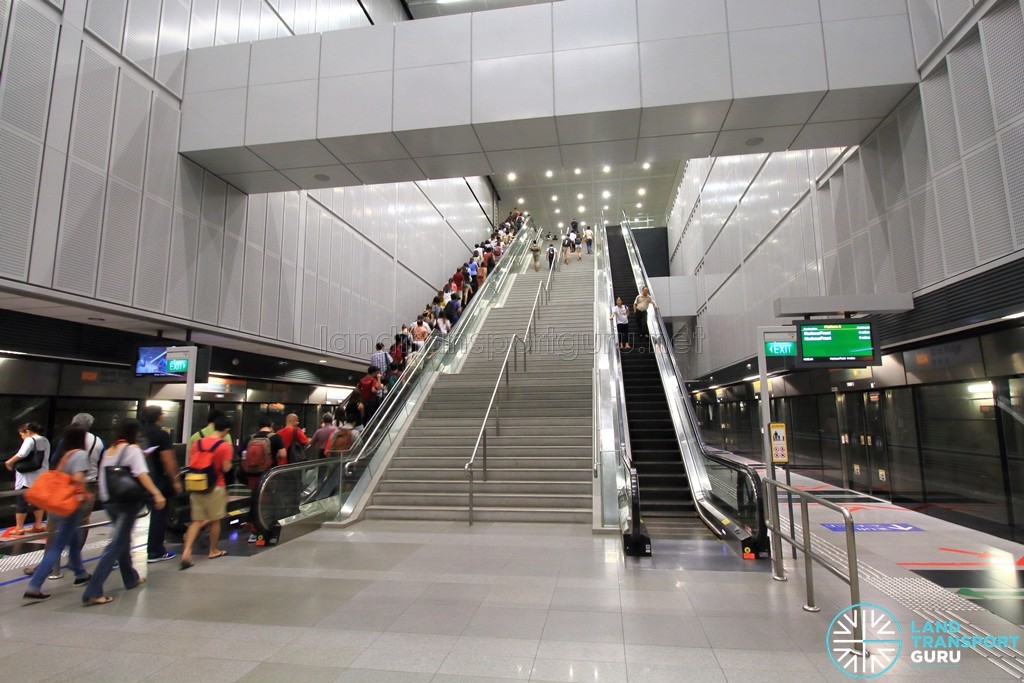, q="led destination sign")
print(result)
[796,320,881,368]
